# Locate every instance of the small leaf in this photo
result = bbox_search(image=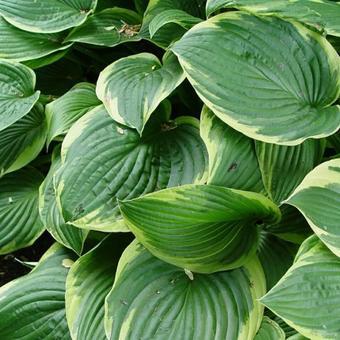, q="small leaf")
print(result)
[255,316,285,340]
[105,241,266,339]
[46,82,101,146]
[96,52,185,134]
[119,184,280,273]
[0,59,40,131]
